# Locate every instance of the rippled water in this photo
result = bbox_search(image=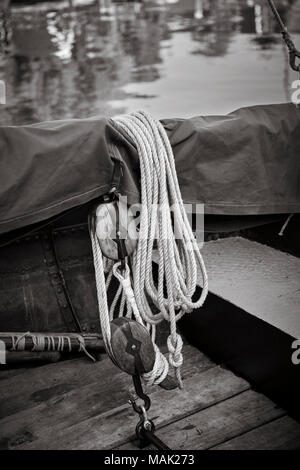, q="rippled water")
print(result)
[0,0,299,125]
